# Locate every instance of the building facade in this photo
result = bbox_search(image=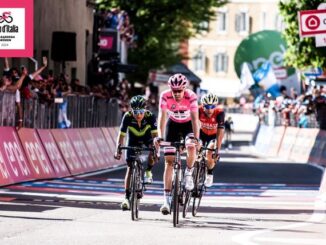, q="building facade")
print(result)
[188,0,284,97]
